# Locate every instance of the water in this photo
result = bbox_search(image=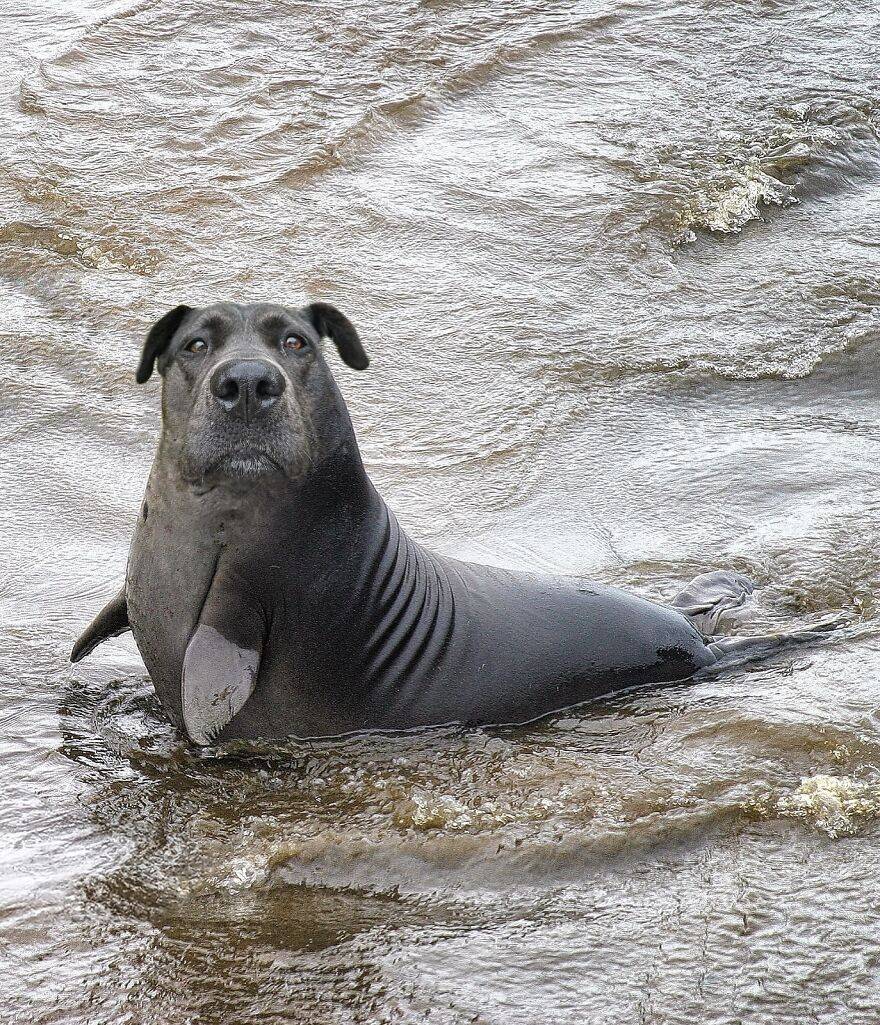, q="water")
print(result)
[2,1,879,1020]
